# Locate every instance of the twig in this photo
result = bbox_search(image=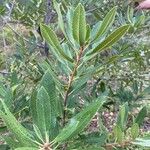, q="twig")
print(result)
[62,46,84,126]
